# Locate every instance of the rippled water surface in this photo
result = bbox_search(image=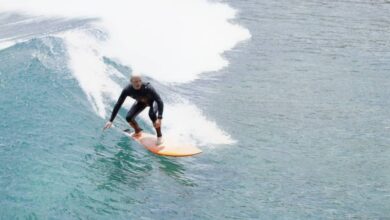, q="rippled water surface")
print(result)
[1,0,390,219]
